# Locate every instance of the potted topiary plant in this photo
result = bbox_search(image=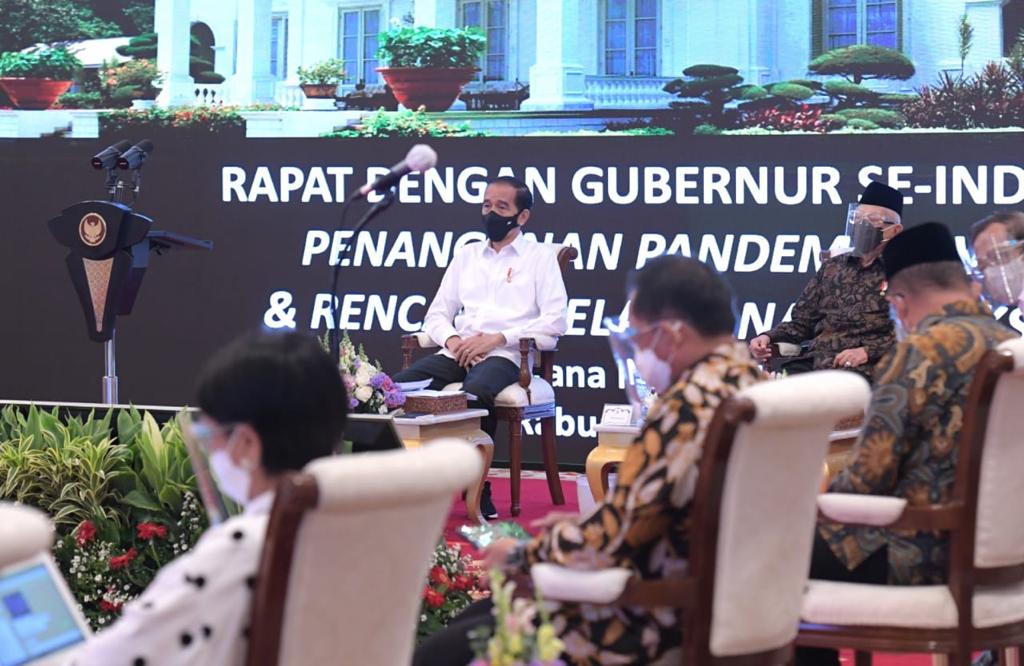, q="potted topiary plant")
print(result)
[103,58,163,109]
[297,58,346,99]
[376,26,485,111]
[0,46,82,109]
